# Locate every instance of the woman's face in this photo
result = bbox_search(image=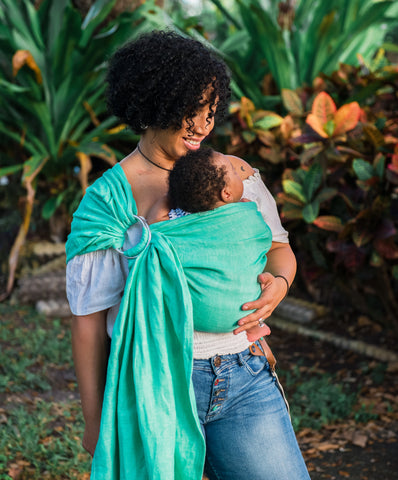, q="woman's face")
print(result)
[149,90,218,161]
